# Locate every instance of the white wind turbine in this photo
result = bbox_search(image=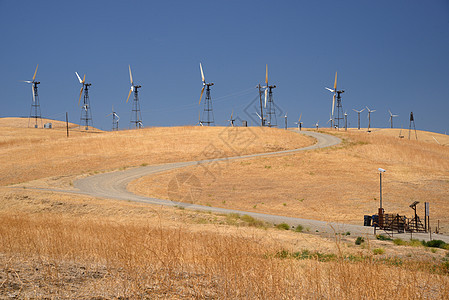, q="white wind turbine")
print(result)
[352,108,365,130]
[388,110,398,128]
[366,106,376,132]
[106,105,120,131]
